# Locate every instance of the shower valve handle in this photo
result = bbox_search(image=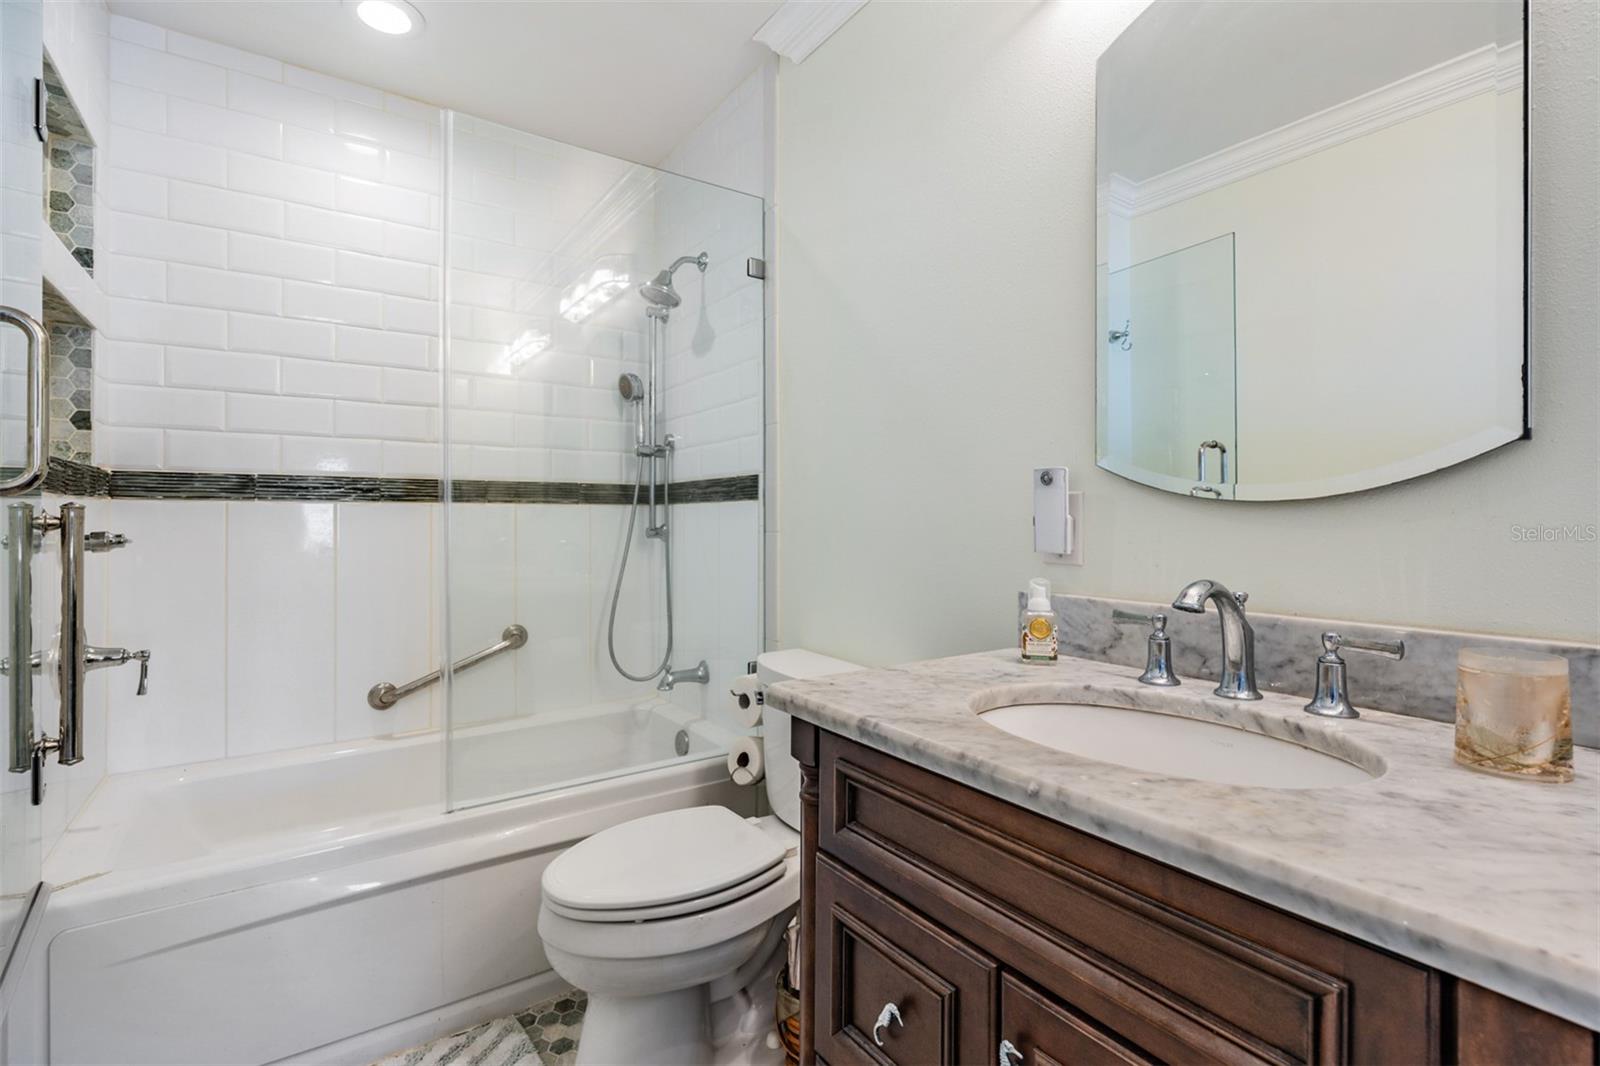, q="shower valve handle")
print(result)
[133,650,151,696]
